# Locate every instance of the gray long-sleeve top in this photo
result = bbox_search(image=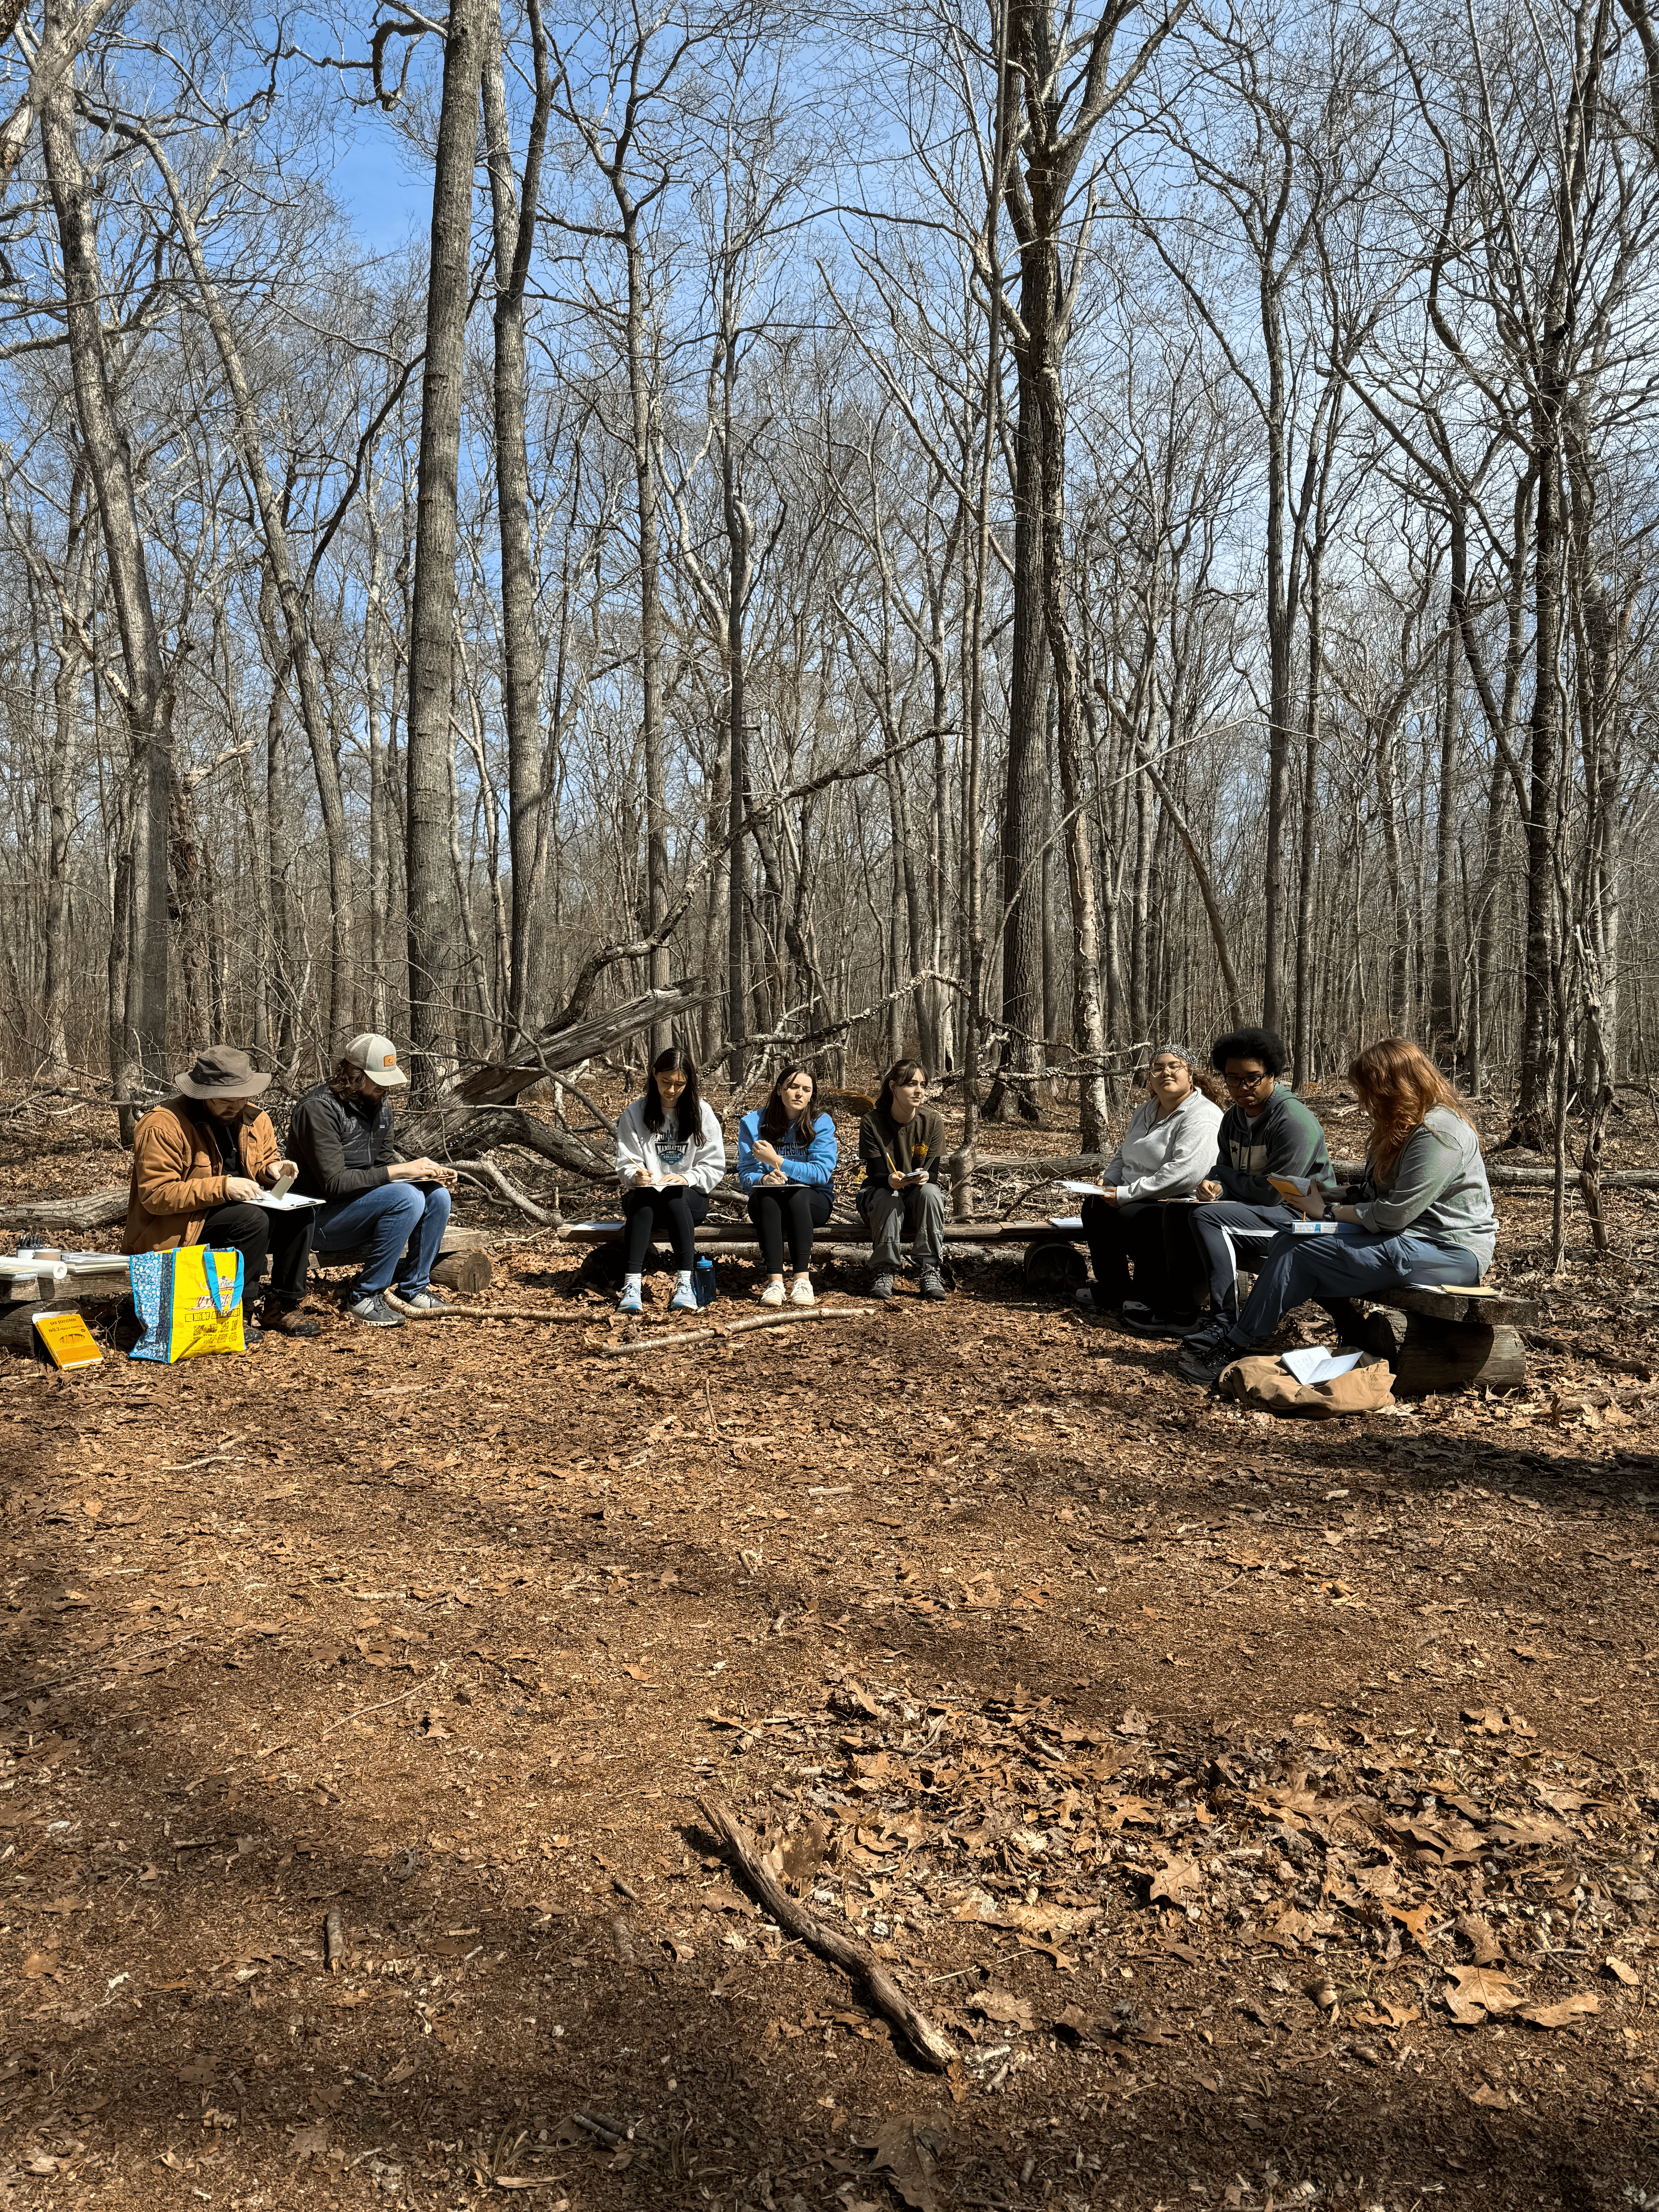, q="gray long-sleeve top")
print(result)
[1103,1090,1225,1201]
[1350,1104,1497,1268]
